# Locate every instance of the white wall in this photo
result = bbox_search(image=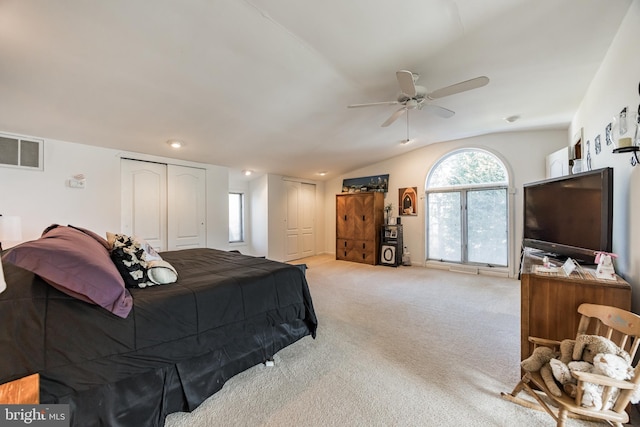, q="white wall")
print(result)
[0,137,121,243]
[228,175,252,254]
[0,136,229,250]
[570,0,640,310]
[323,129,567,277]
[249,174,268,257]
